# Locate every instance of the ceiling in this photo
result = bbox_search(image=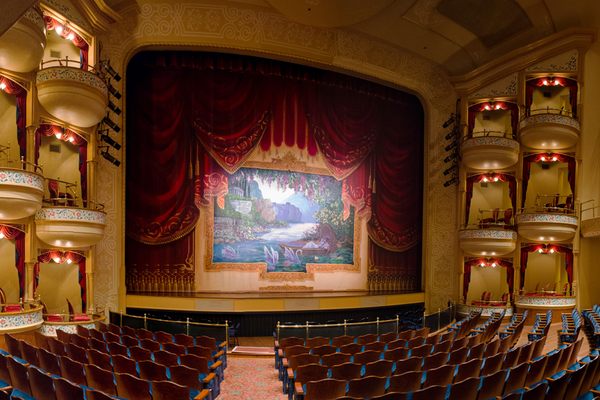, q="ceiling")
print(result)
[41,0,600,76]
[262,0,599,75]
